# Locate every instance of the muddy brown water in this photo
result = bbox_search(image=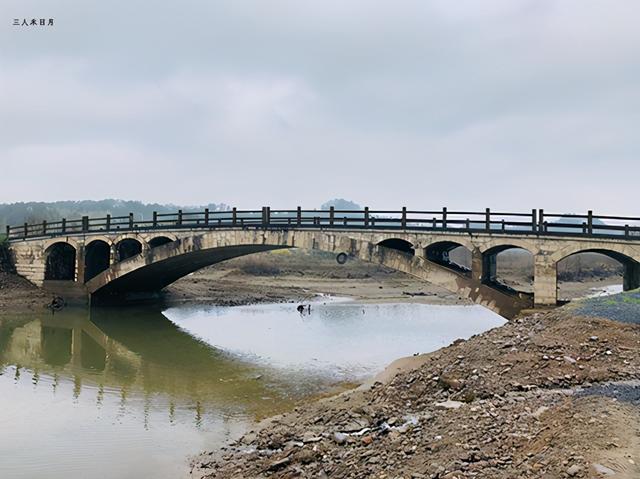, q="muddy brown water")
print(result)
[0,300,504,479]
